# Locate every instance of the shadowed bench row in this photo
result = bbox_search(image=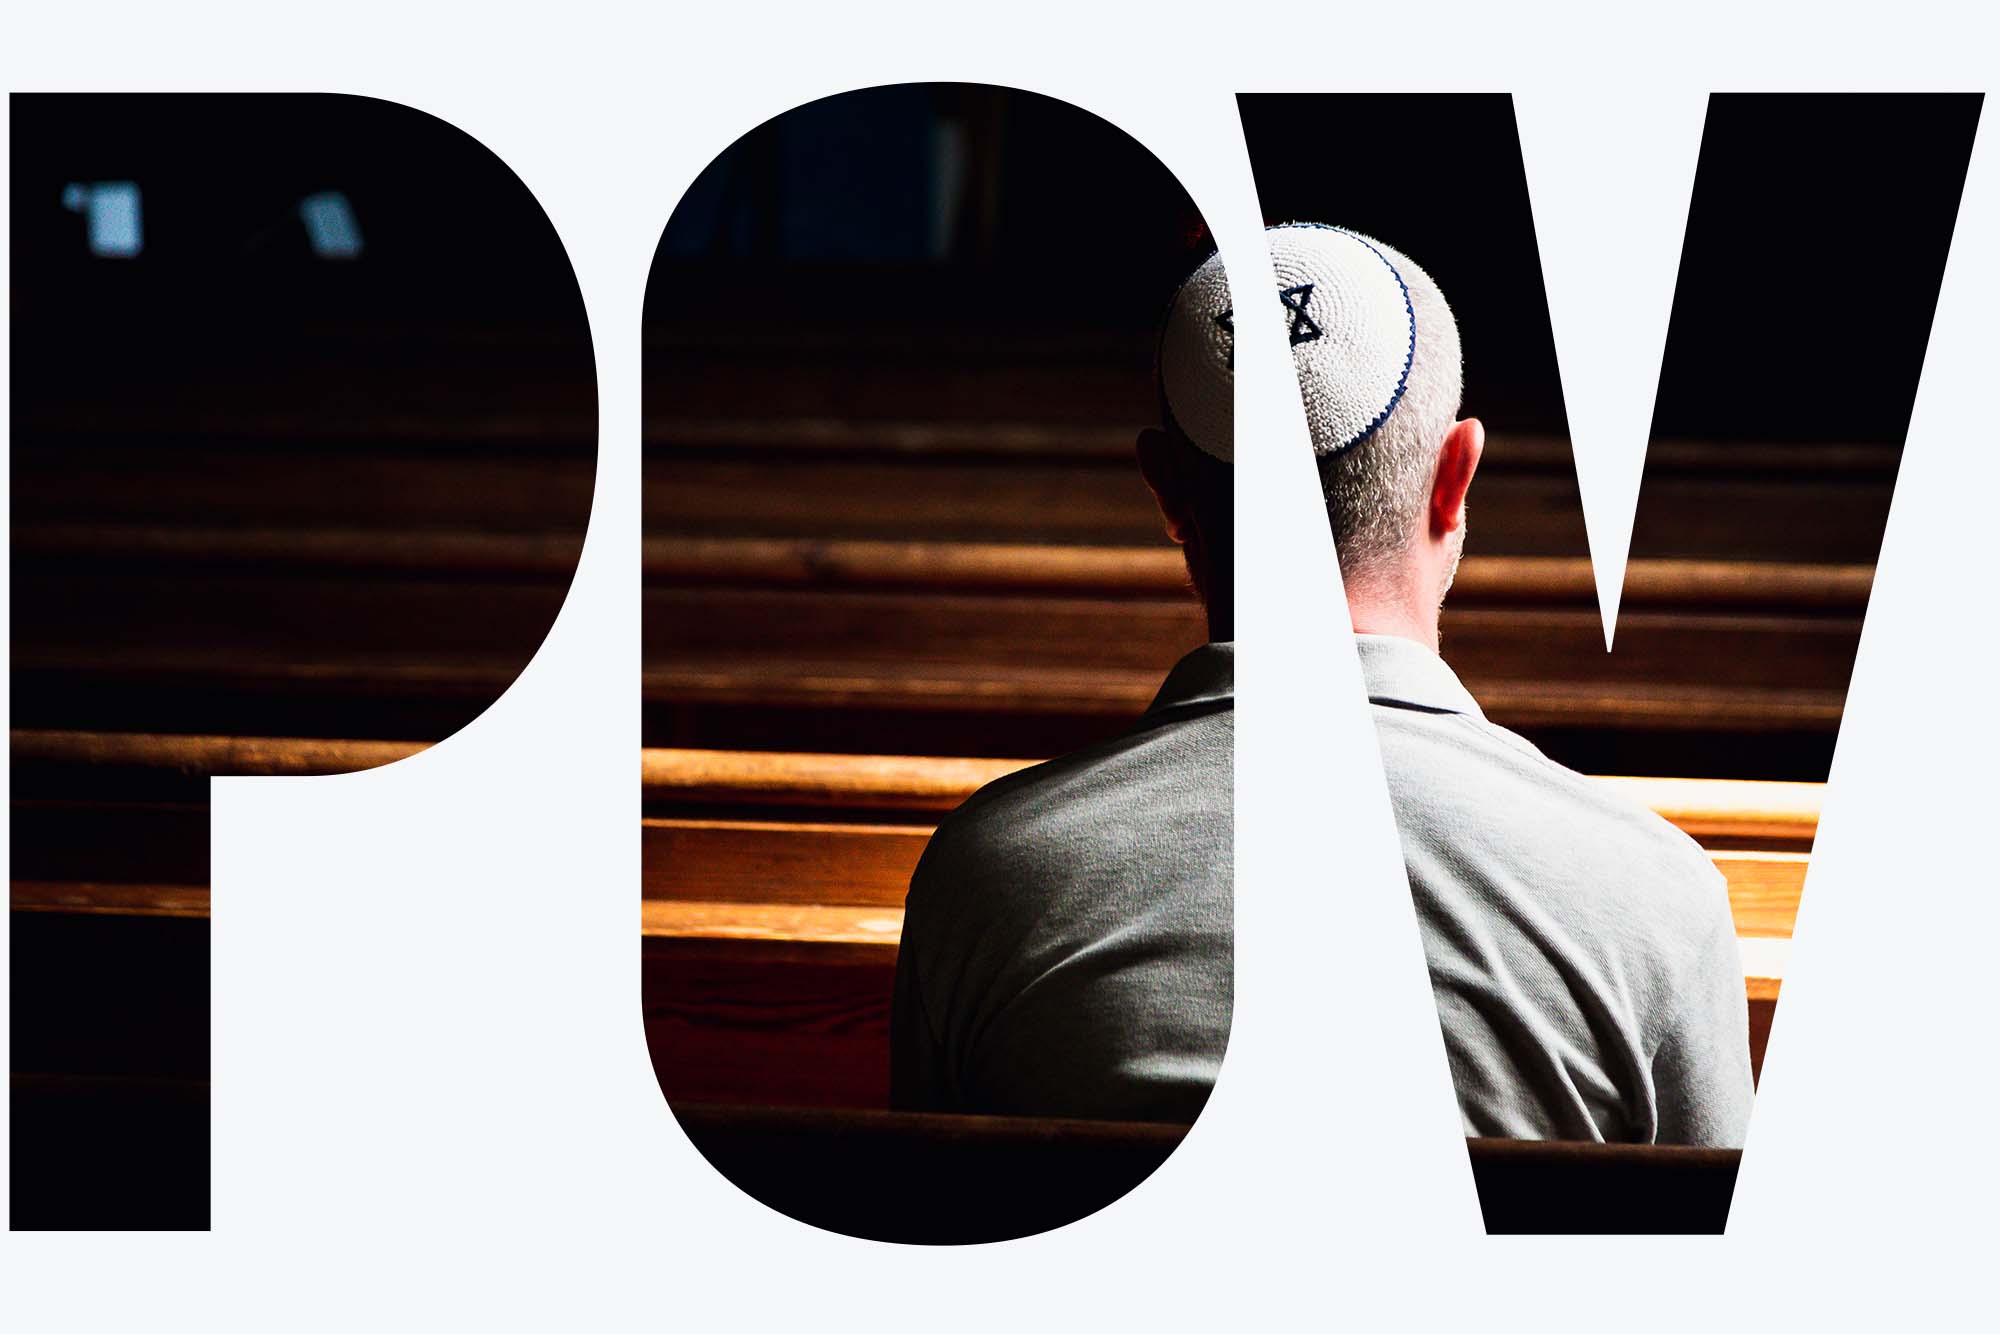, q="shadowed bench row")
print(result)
[634,747,1806,1101]
[18,365,1888,773]
[12,508,1872,775]
[13,731,1812,1118]
[670,1102,1743,1240]
[644,541,1871,773]
[643,414,1889,777]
